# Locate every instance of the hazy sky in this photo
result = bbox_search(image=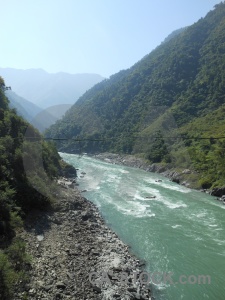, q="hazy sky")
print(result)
[0,0,222,77]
